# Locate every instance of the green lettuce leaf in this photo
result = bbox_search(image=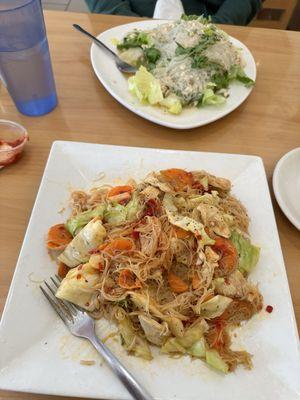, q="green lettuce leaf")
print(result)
[212,65,254,90]
[230,231,260,275]
[160,94,182,114]
[117,31,150,50]
[128,66,163,105]
[201,88,226,106]
[144,47,161,69]
[181,14,211,24]
[229,65,255,88]
[66,205,105,236]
